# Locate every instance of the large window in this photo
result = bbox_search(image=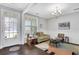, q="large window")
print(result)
[25,20,31,35]
[25,20,37,35]
[4,17,17,39]
[24,16,37,36]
